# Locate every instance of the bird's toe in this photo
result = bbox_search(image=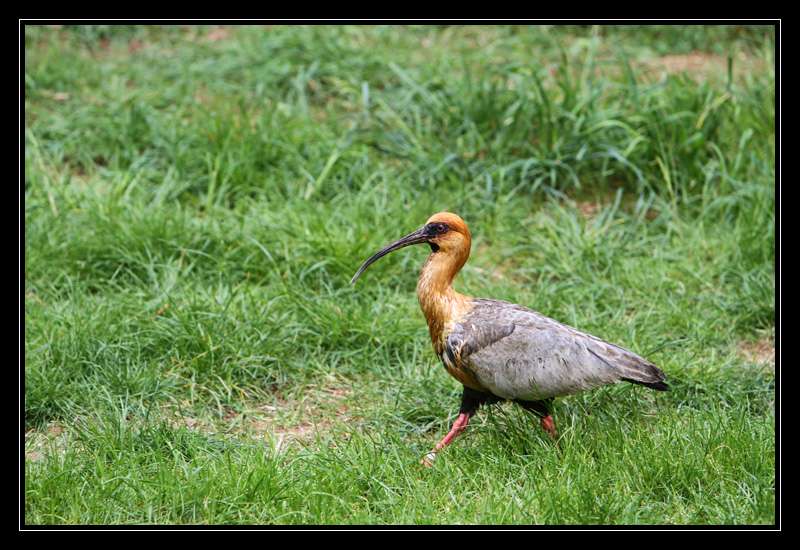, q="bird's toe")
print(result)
[420,451,437,467]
